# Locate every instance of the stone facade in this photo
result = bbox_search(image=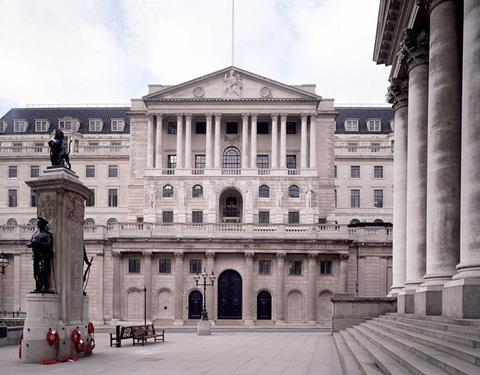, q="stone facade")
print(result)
[0,67,393,325]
